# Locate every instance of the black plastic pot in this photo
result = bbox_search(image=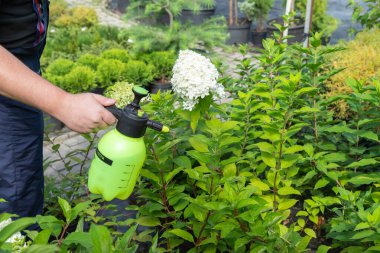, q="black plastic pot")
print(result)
[227,23,251,45]
[179,8,215,25]
[251,30,267,48]
[147,81,172,94]
[267,17,305,44]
